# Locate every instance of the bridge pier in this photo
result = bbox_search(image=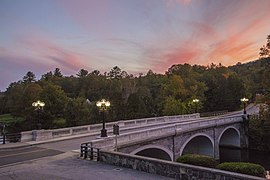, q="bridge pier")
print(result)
[214,128,220,160]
